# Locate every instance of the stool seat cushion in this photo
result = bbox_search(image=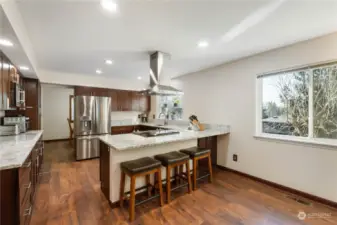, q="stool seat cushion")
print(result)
[121,157,161,175]
[180,147,210,158]
[155,151,189,166]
